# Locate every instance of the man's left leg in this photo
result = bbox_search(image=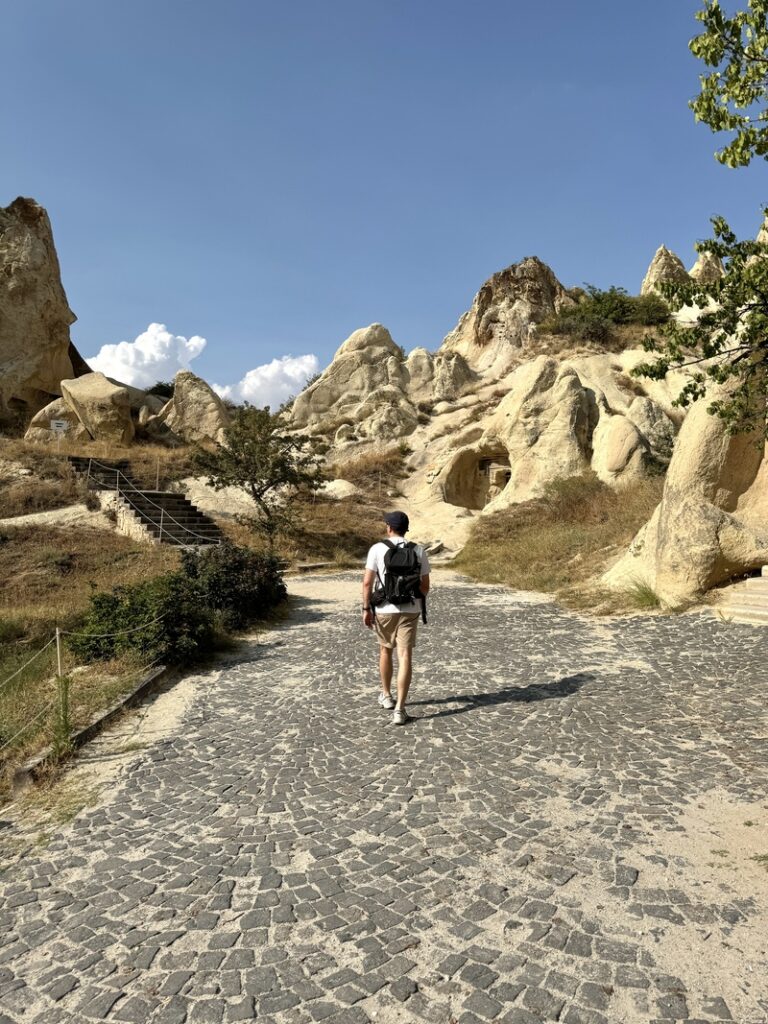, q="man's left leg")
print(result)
[394,646,412,710]
[392,614,418,724]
